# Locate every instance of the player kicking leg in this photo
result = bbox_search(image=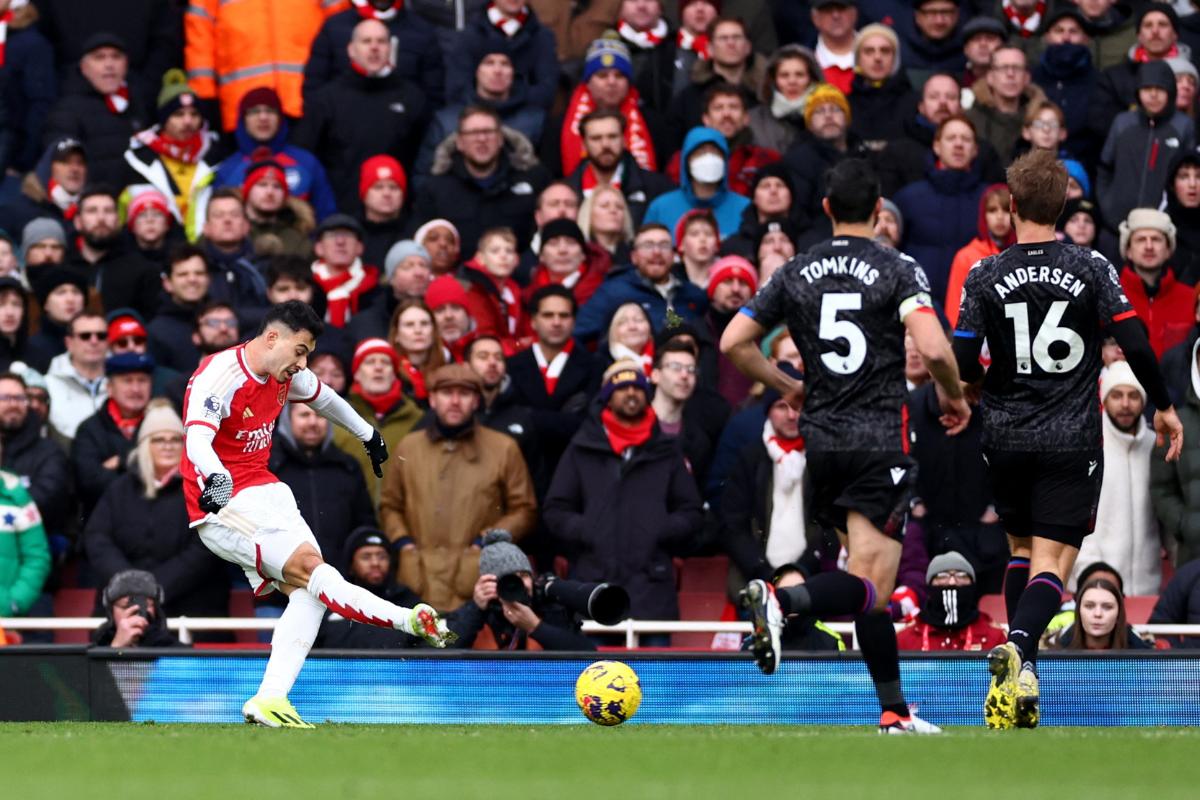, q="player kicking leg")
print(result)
[182,302,456,728]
